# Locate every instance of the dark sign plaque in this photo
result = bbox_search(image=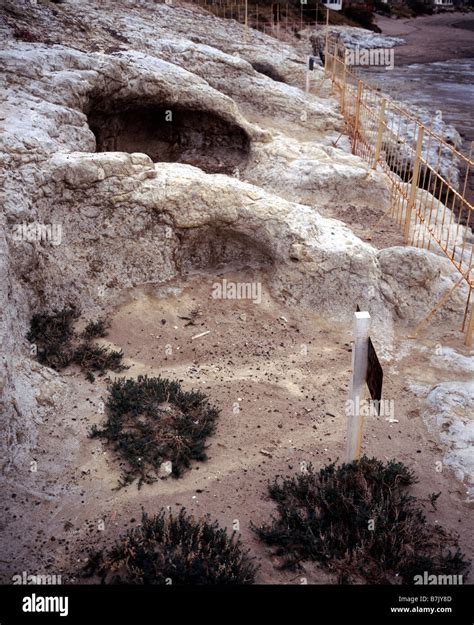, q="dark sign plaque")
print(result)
[366,337,383,412]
